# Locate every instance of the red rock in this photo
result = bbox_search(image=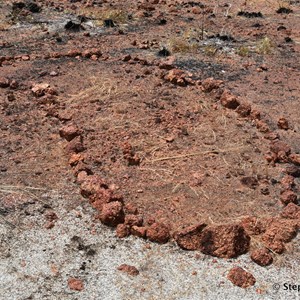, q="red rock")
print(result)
[66,136,85,153]
[191,7,201,14]
[44,211,58,222]
[131,226,147,238]
[250,248,273,266]
[165,69,188,86]
[277,117,289,130]
[9,80,19,89]
[146,222,170,243]
[285,165,300,177]
[201,77,223,93]
[72,161,92,177]
[122,54,131,62]
[240,176,259,189]
[0,77,10,88]
[174,223,207,250]
[31,83,50,97]
[116,224,131,238]
[236,103,251,117]
[256,120,269,133]
[117,264,139,276]
[262,219,298,253]
[250,109,261,120]
[99,201,125,227]
[240,217,266,235]
[59,124,81,141]
[87,188,114,209]
[280,203,300,222]
[280,176,292,189]
[220,90,240,109]
[69,153,84,167]
[270,141,291,156]
[68,278,84,291]
[124,214,143,227]
[80,175,107,198]
[200,224,250,258]
[66,50,81,57]
[124,202,139,215]
[280,190,297,205]
[227,267,256,288]
[82,48,102,58]
[76,171,89,184]
[289,153,300,165]
[159,56,176,70]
